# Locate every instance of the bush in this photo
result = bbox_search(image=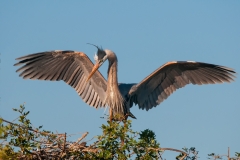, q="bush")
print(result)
[0,105,238,160]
